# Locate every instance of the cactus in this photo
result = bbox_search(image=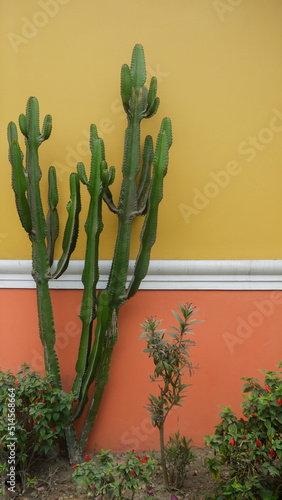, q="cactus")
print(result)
[8,98,81,390]
[8,44,172,458]
[8,97,82,462]
[72,44,172,451]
